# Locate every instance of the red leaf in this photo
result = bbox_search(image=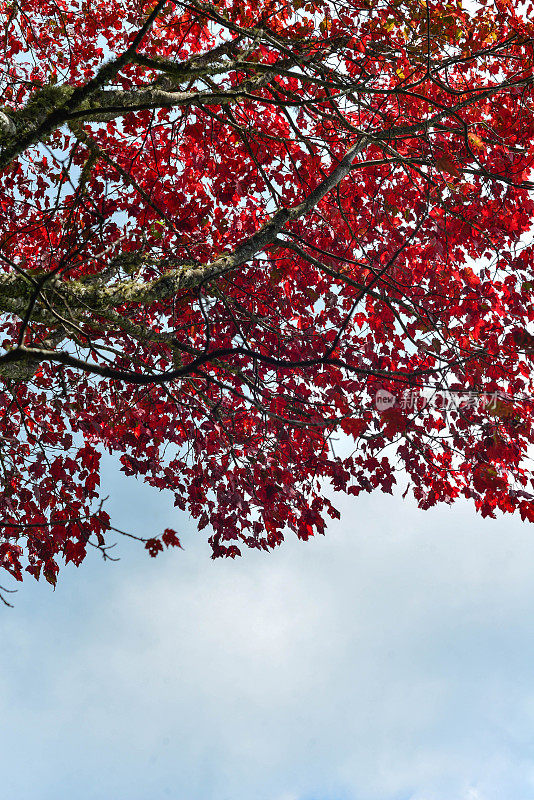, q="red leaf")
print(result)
[435,155,462,178]
[145,538,164,557]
